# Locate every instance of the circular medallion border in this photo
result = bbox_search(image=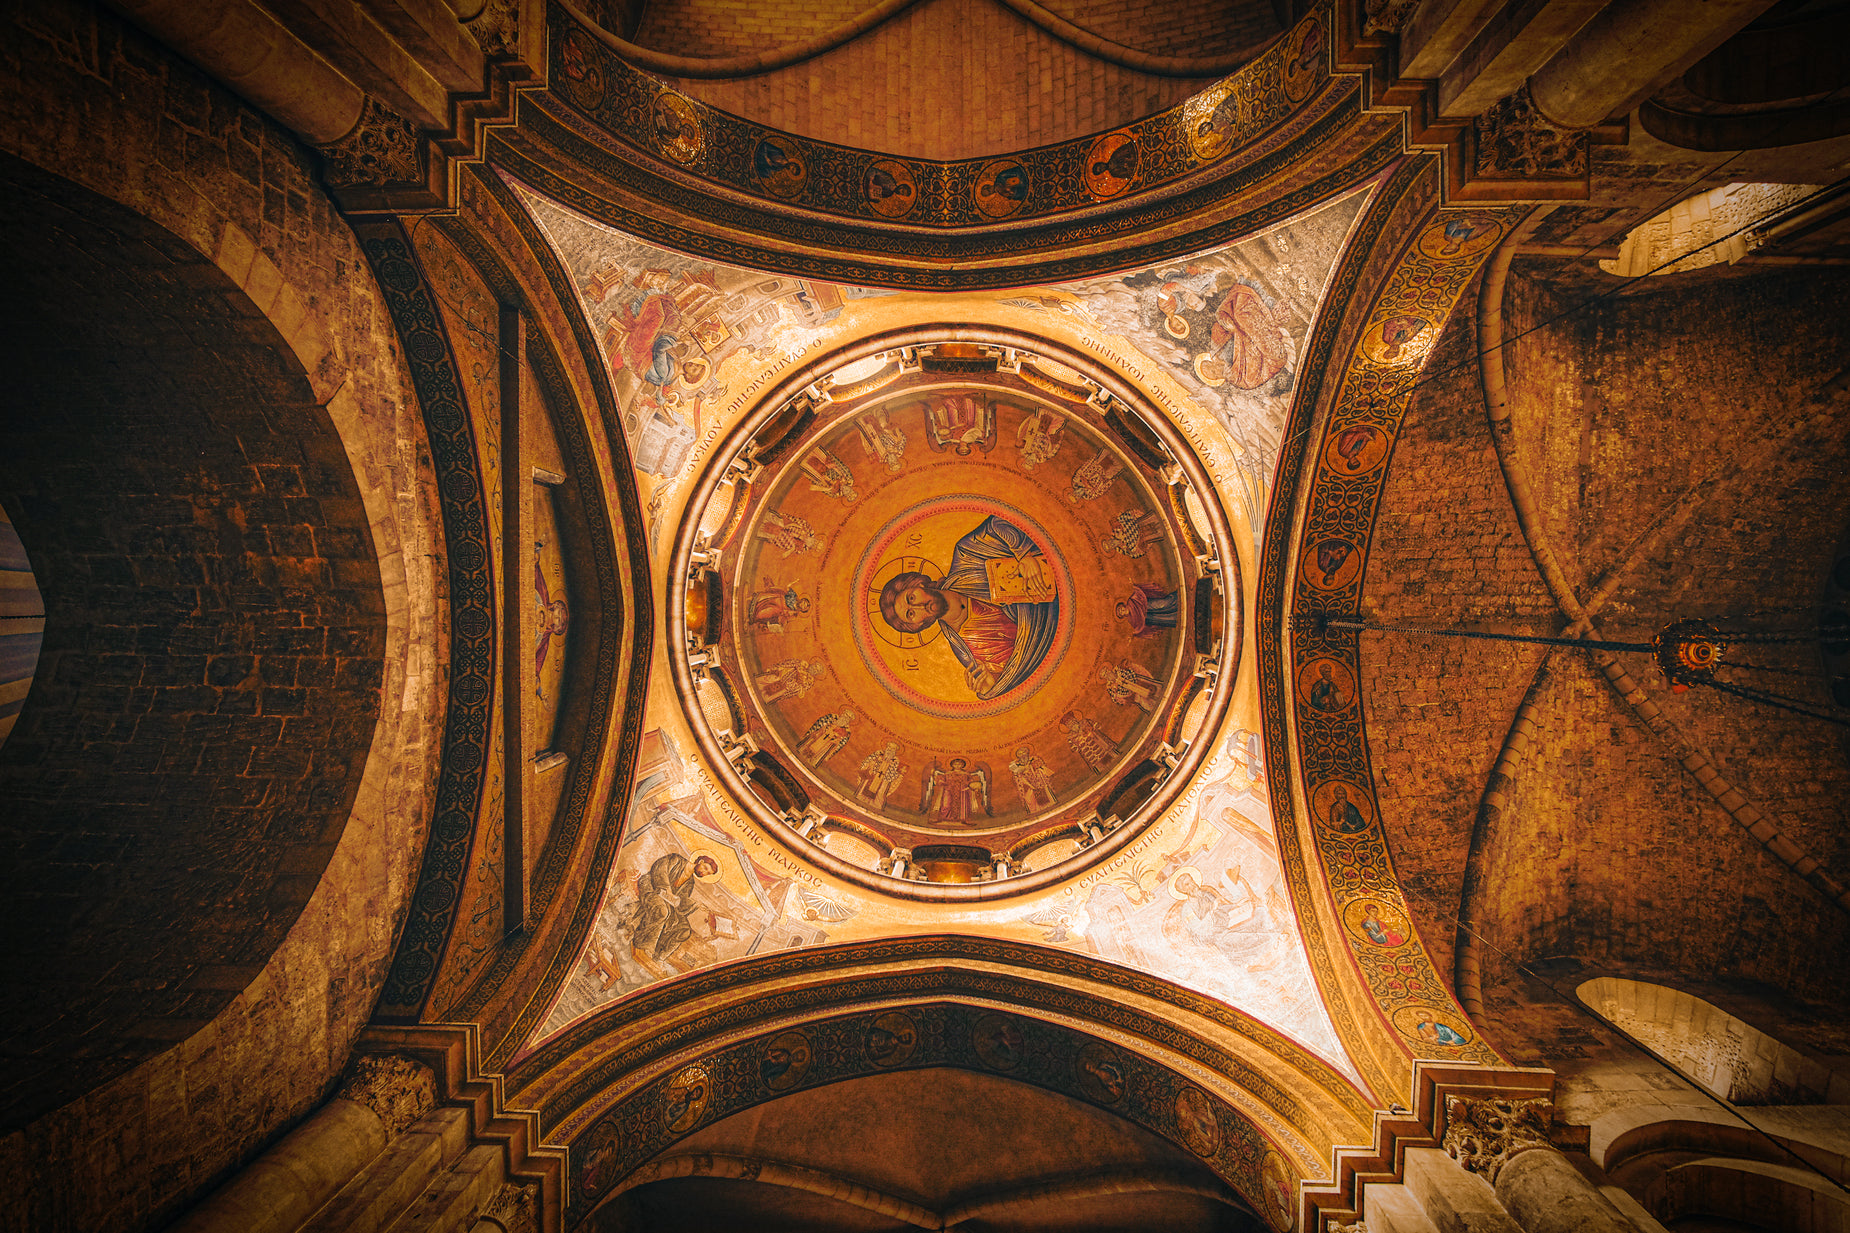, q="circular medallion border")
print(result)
[666,330,1243,901]
[850,494,1075,720]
